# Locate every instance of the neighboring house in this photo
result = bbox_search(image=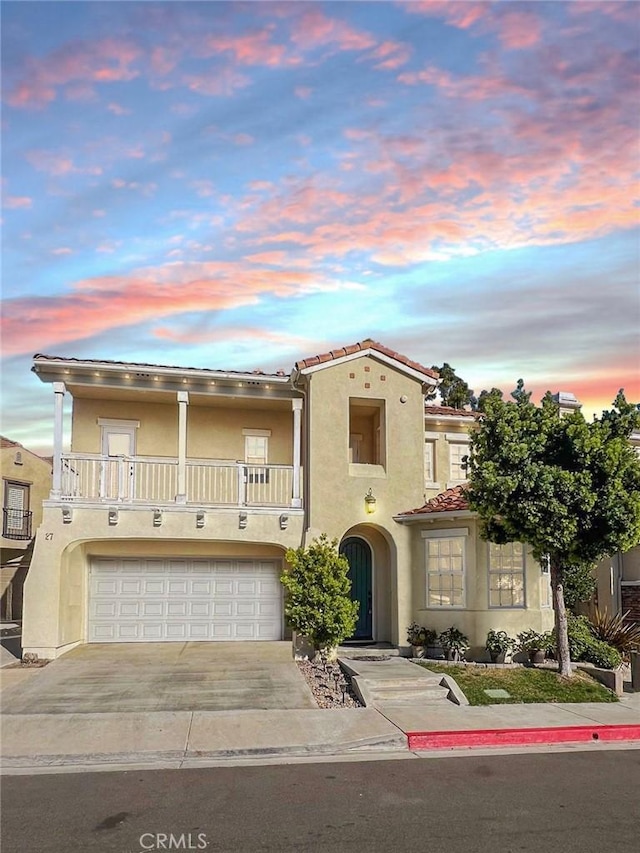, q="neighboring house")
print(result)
[23,340,558,659]
[1,437,52,620]
[595,429,640,624]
